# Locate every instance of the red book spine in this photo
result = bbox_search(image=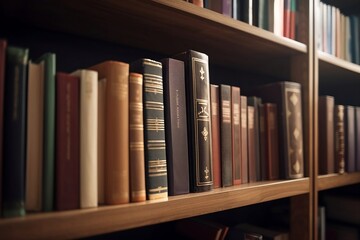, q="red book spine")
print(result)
[211,84,221,188]
[232,86,241,185]
[284,0,291,38]
[55,72,80,211]
[247,106,256,183]
[241,96,248,184]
